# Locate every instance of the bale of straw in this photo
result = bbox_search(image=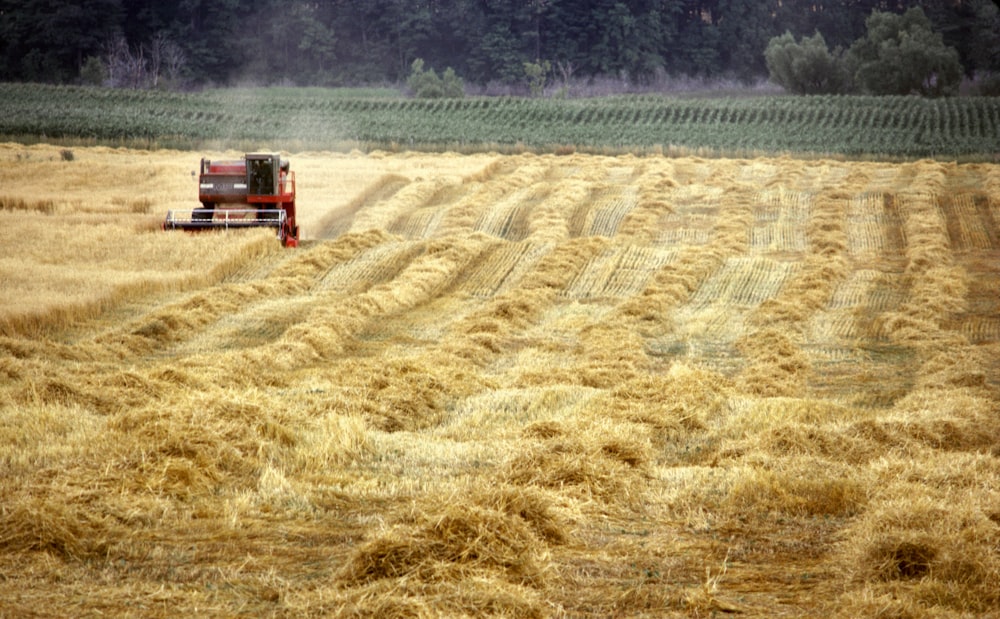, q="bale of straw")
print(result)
[328,575,547,618]
[740,421,880,465]
[319,354,488,432]
[575,324,650,388]
[881,388,1000,453]
[487,485,568,545]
